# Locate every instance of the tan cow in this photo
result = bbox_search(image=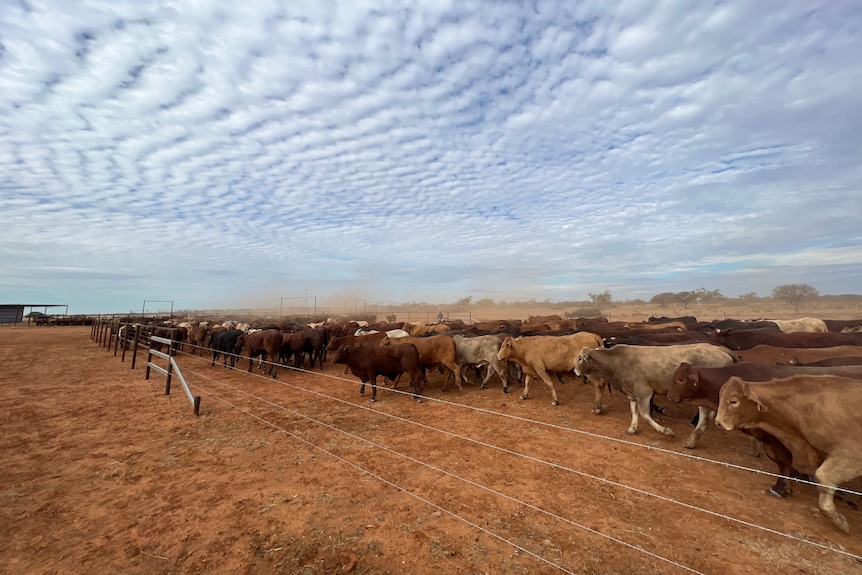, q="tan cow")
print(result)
[767,317,828,333]
[381,334,461,391]
[716,375,862,533]
[402,321,452,337]
[496,332,603,405]
[624,321,687,332]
